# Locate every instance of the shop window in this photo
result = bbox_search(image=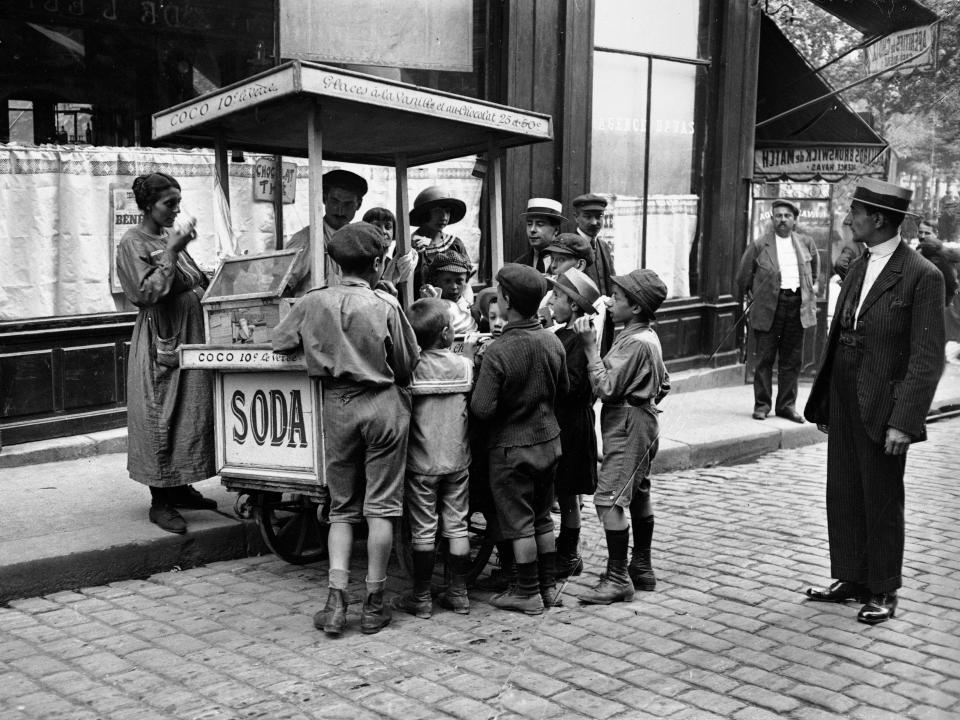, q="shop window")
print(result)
[591,0,709,300]
[8,100,34,143]
[54,103,94,144]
